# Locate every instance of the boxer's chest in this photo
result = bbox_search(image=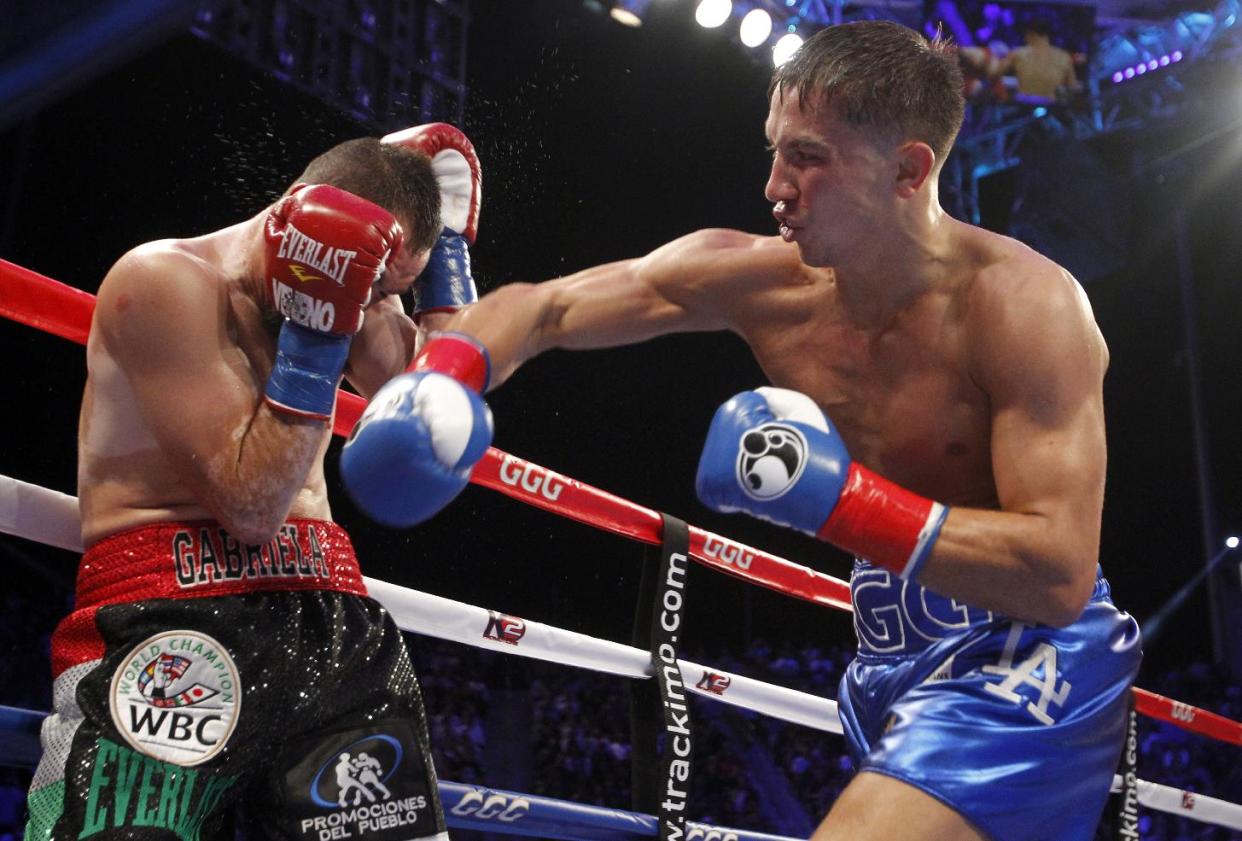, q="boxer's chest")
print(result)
[746,304,997,507]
